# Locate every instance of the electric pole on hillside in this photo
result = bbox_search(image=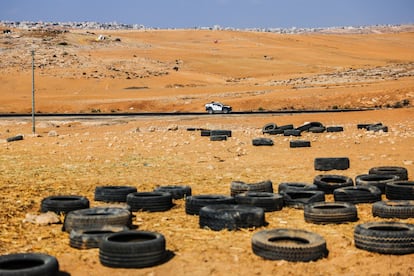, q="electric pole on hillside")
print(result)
[31,49,35,134]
